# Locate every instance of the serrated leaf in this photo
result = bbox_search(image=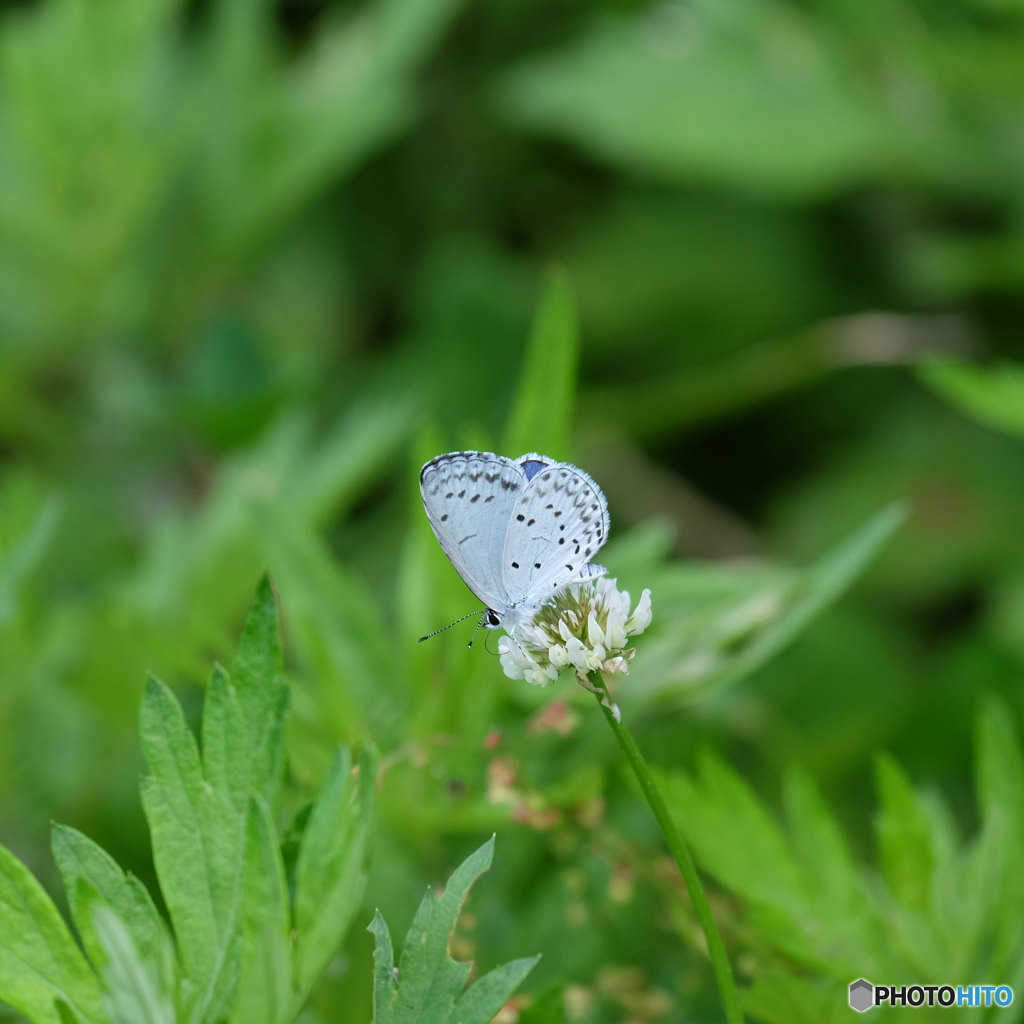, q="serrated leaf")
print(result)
[139,577,291,1023]
[369,837,538,1024]
[916,358,1024,440]
[92,904,176,1024]
[368,911,397,1018]
[663,702,1024,1009]
[779,772,882,973]
[451,957,540,1023]
[782,771,861,915]
[875,754,936,914]
[975,696,1024,837]
[229,798,292,1024]
[204,573,288,813]
[658,756,804,914]
[293,748,374,998]
[51,825,168,976]
[743,973,848,1024]
[0,843,105,1024]
[973,697,1024,983]
[139,676,243,1023]
[503,273,578,458]
[941,805,1004,979]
